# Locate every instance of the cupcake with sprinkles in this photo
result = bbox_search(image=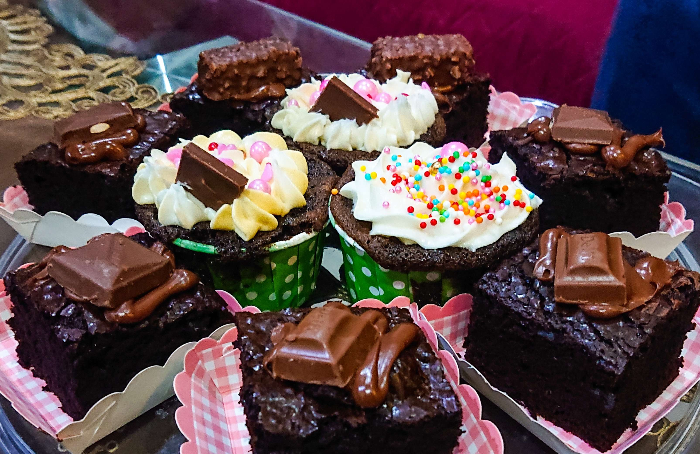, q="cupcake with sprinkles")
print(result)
[330,141,542,305]
[270,71,446,174]
[132,130,337,310]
